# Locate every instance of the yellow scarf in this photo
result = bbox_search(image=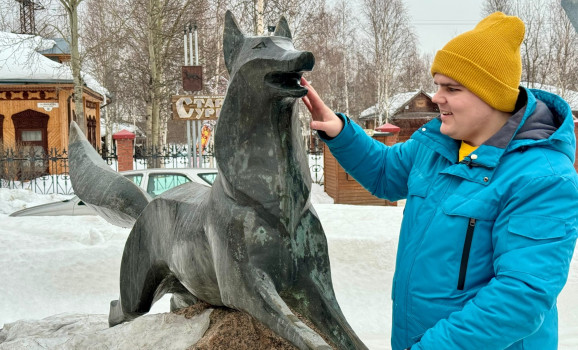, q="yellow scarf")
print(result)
[459,141,479,162]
